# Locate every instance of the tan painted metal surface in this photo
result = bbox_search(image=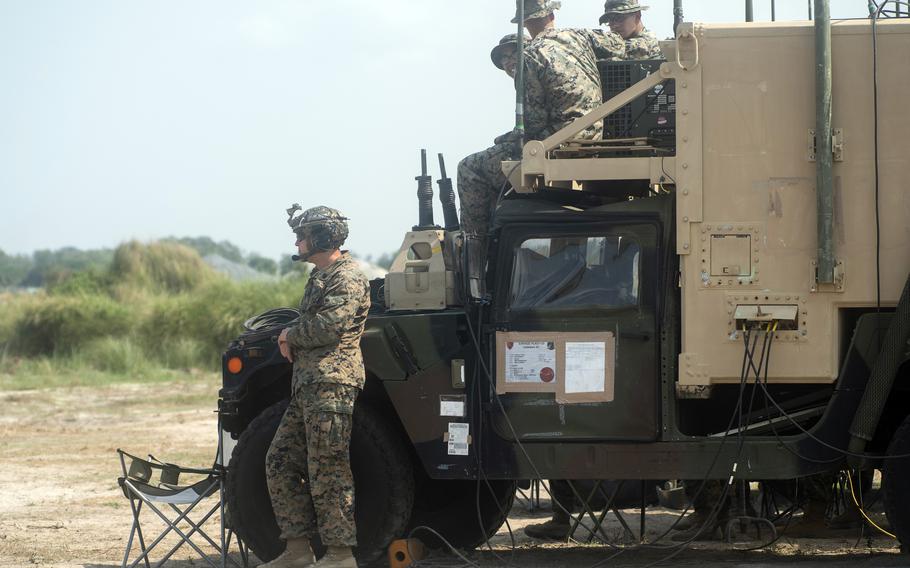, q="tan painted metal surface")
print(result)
[677,20,910,384]
[514,19,910,385]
